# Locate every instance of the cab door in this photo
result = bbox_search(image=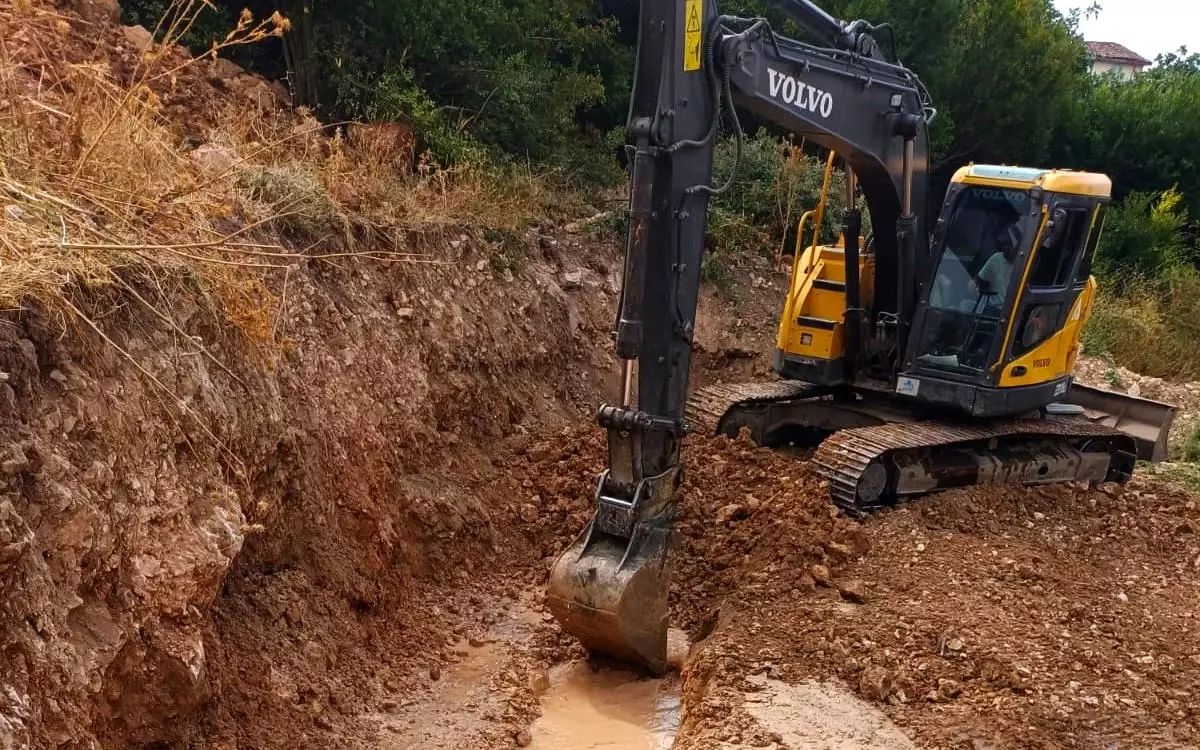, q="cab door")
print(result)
[996,197,1107,388]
